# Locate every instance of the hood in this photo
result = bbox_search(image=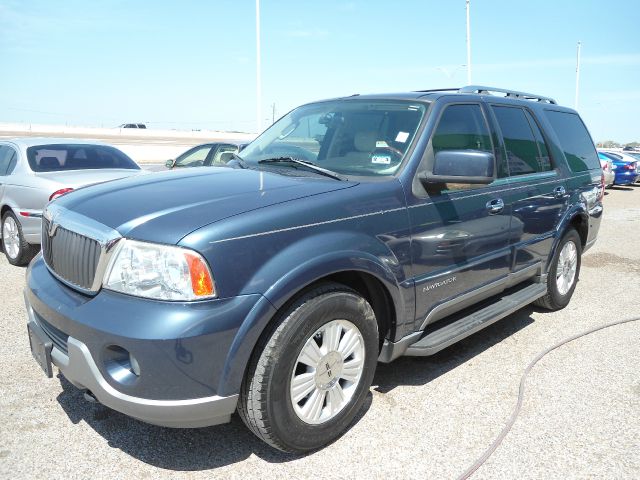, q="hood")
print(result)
[55,167,356,244]
[35,168,144,189]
